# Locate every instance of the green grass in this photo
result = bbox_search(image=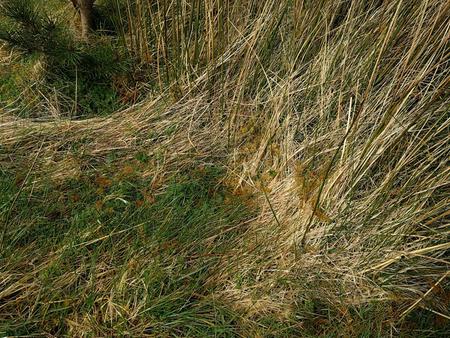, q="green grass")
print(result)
[0,0,141,118]
[0,164,253,336]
